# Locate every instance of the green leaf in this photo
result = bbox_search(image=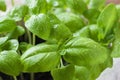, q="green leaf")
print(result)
[97,4,117,40]
[25,14,51,40]
[19,42,33,54]
[48,13,72,41]
[51,65,75,80]
[7,5,28,21]
[63,37,109,66]
[74,66,90,80]
[50,23,72,41]
[89,0,106,10]
[0,17,16,34]
[89,24,100,41]
[21,43,60,72]
[83,9,100,24]
[0,0,6,11]
[0,37,8,48]
[73,26,90,38]
[111,26,120,57]
[57,12,84,33]
[1,39,19,51]
[116,5,120,19]
[0,50,22,76]
[25,0,48,14]
[7,26,25,39]
[67,0,87,14]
